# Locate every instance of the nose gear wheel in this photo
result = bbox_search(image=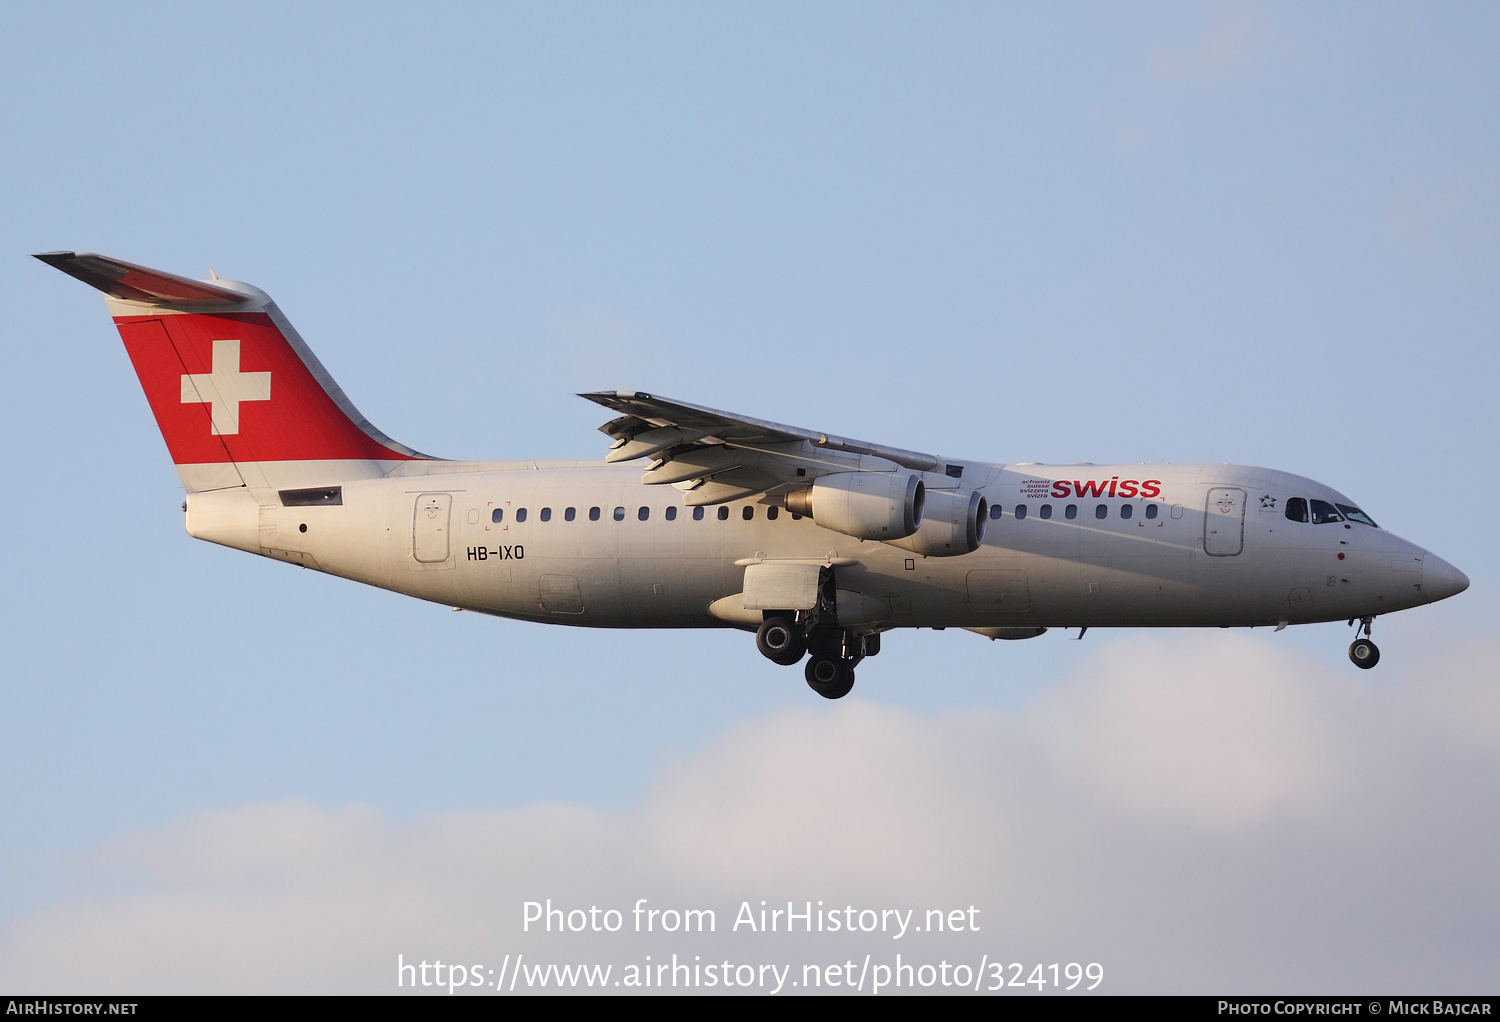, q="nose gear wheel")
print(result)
[1348,638,1380,669]
[1347,616,1380,669]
